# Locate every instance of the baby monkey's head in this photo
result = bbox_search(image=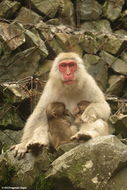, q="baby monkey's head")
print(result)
[77,101,90,114]
[46,102,66,119]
